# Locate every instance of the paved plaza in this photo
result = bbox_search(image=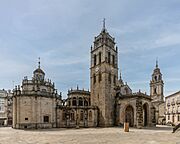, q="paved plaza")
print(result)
[0,126,180,144]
